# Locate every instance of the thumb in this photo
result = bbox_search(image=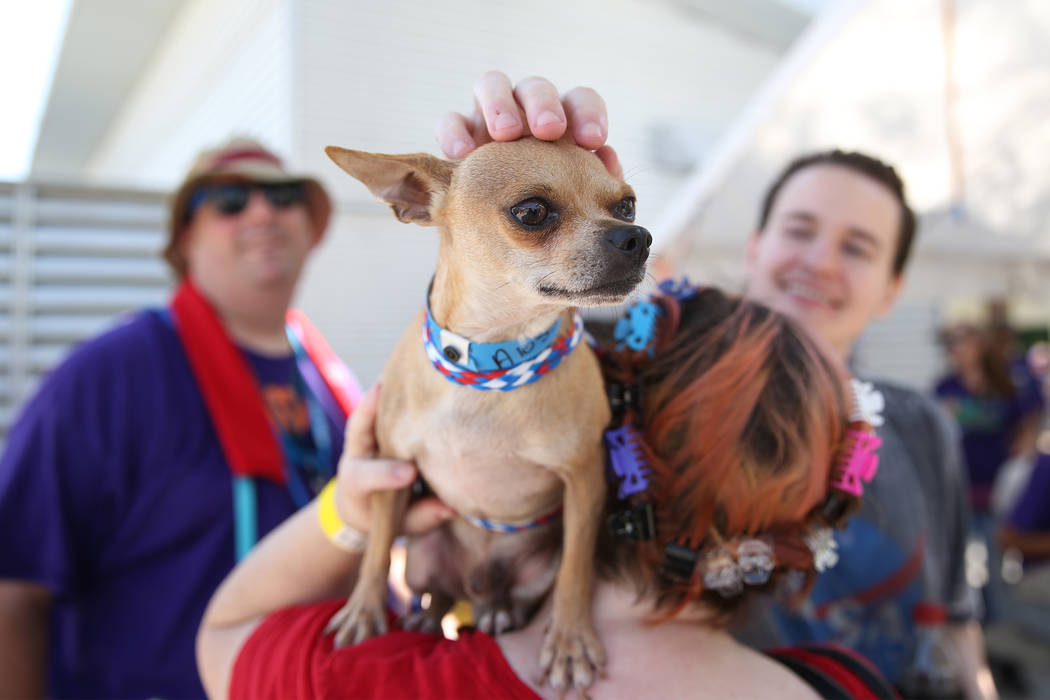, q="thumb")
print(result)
[344,383,380,458]
[403,498,456,536]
